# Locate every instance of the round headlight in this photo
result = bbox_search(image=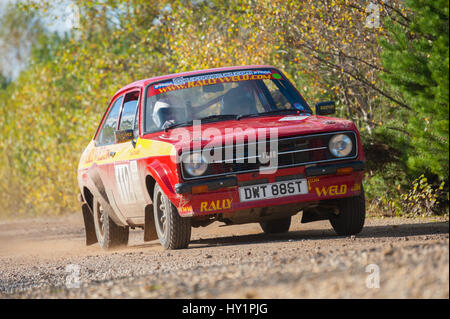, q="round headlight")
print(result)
[329,134,353,157]
[183,152,208,176]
